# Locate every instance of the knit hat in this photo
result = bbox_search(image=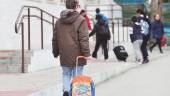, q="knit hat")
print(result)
[66,0,79,9]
